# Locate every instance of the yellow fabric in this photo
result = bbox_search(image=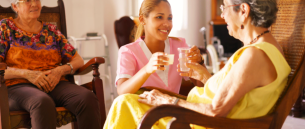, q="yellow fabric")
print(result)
[104,42,291,129]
